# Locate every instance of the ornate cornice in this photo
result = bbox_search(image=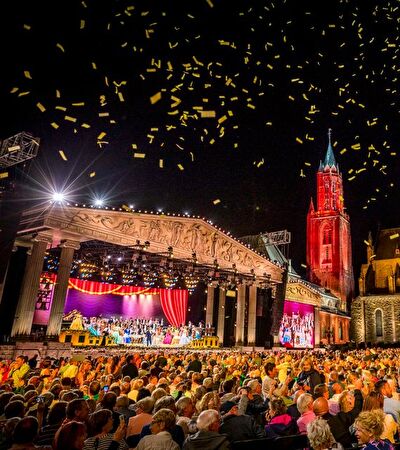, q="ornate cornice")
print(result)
[18,205,283,282]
